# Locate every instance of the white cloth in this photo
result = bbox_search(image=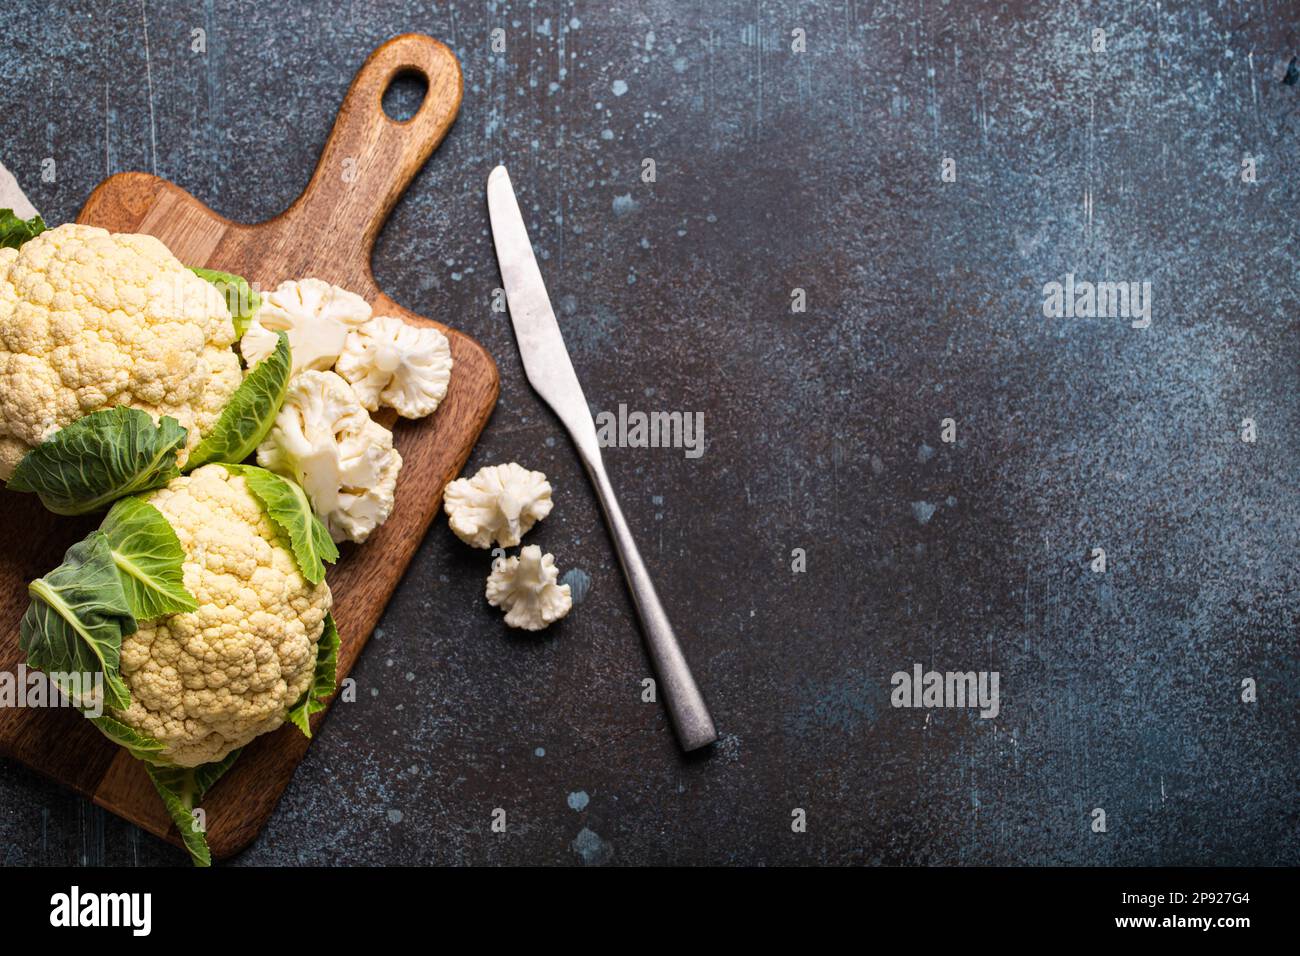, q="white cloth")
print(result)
[0,160,39,219]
